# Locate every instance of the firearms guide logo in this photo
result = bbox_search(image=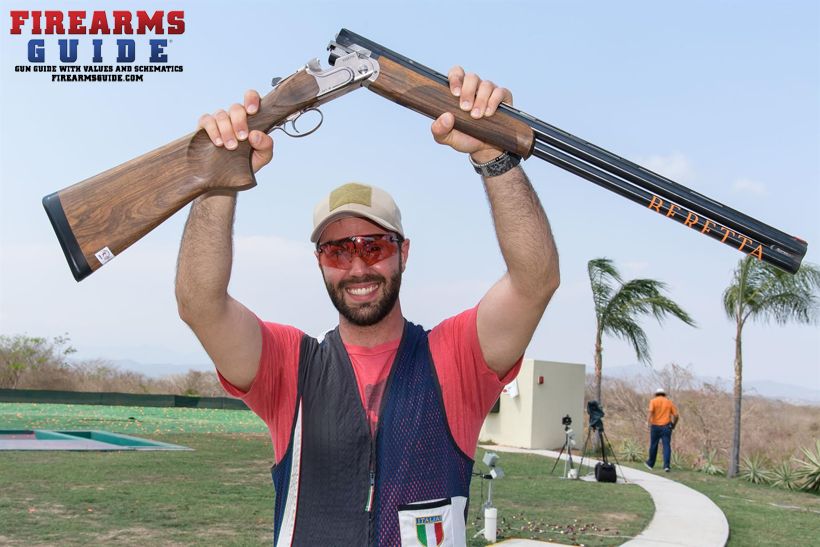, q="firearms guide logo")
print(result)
[9,9,186,83]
